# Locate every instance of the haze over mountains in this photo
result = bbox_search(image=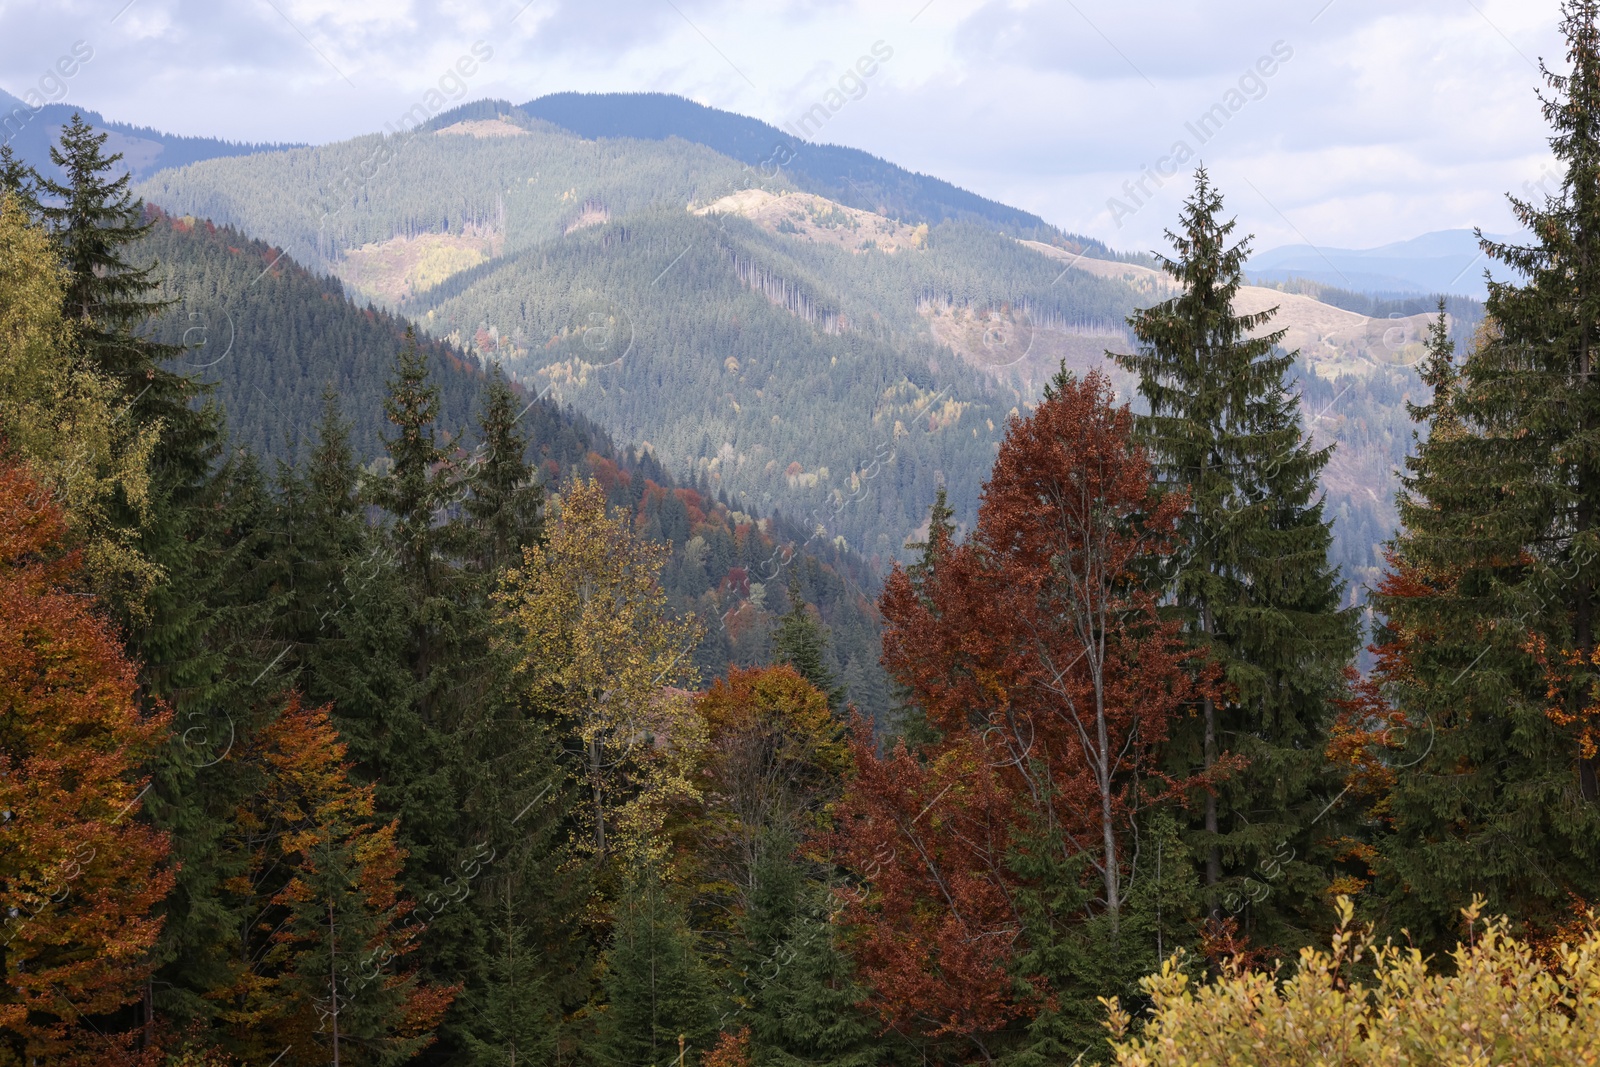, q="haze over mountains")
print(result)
[1248,229,1514,300]
[4,86,1494,601]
